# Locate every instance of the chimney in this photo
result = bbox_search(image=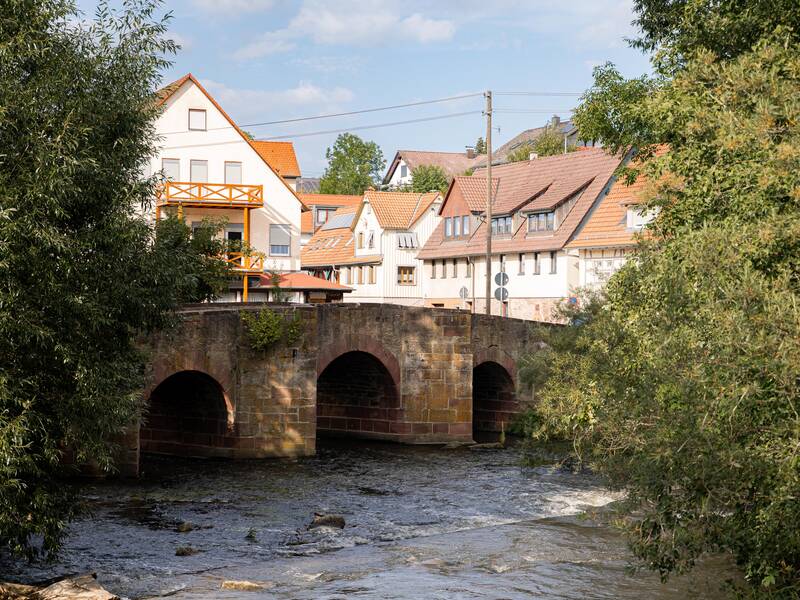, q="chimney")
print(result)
[465,146,476,159]
[550,115,560,129]
[529,152,538,161]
